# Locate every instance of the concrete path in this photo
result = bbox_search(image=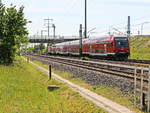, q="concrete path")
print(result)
[27,58,135,113]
